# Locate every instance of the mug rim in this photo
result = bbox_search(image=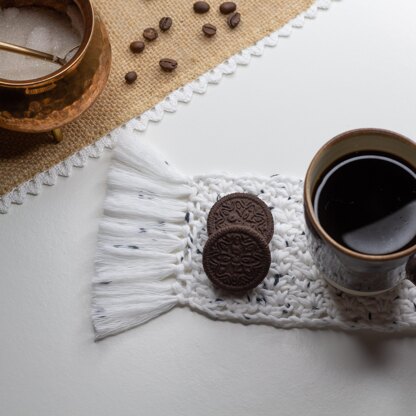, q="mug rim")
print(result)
[304,128,416,262]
